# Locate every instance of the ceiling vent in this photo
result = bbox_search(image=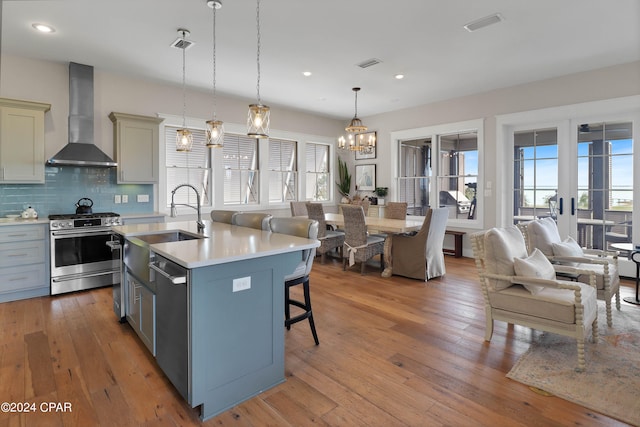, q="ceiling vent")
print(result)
[463,13,504,32]
[357,58,382,69]
[171,29,195,50]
